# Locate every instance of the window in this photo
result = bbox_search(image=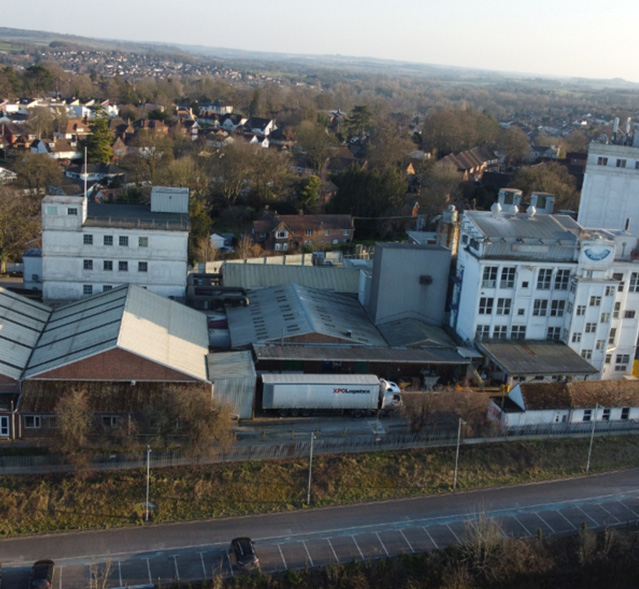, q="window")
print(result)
[616,158,627,168]
[25,415,41,428]
[550,300,565,317]
[614,302,621,318]
[576,305,586,316]
[581,349,592,361]
[585,322,597,333]
[609,327,617,345]
[482,266,498,288]
[522,281,529,288]
[567,302,573,314]
[605,286,615,296]
[630,272,639,293]
[118,261,128,272]
[572,332,582,343]
[600,312,610,323]
[103,260,113,271]
[496,298,512,315]
[596,339,606,350]
[305,230,313,236]
[546,327,561,341]
[602,408,611,421]
[537,268,552,290]
[83,259,93,270]
[119,236,129,247]
[67,207,78,215]
[104,235,113,246]
[83,284,92,295]
[138,236,149,248]
[46,206,58,215]
[475,325,490,340]
[605,354,612,364]
[597,157,608,165]
[583,409,592,422]
[493,325,508,339]
[478,297,493,314]
[613,272,625,292]
[103,285,112,292]
[84,234,93,245]
[624,310,636,319]
[343,230,350,236]
[621,407,630,420]
[589,295,601,306]
[505,325,523,340]
[282,243,288,250]
[533,299,548,316]
[102,416,118,428]
[554,269,570,290]
[325,230,330,236]
[616,354,630,372]
[518,308,525,316]
[500,267,516,288]
[138,261,148,272]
